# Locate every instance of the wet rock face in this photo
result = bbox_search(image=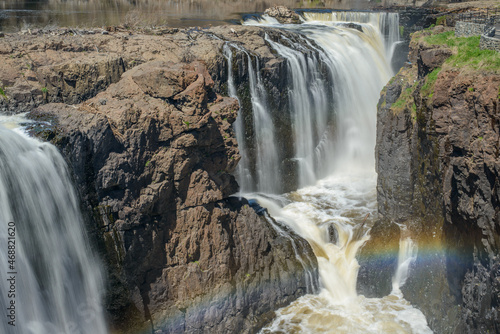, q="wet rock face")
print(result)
[375,30,500,333]
[29,57,318,333]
